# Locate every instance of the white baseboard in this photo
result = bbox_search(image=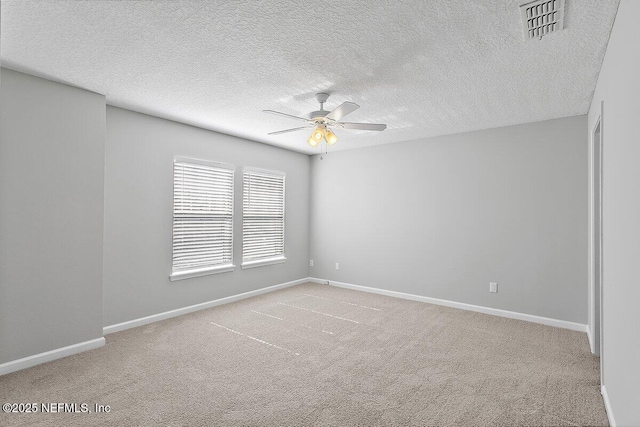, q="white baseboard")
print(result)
[103,277,309,335]
[601,385,616,427]
[0,337,105,376]
[317,278,587,332]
